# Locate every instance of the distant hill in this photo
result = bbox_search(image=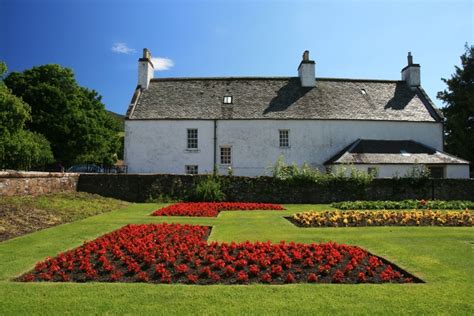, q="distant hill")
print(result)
[107,110,125,132]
